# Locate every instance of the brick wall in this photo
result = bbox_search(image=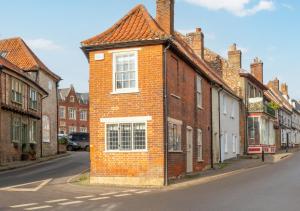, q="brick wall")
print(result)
[89,45,165,186]
[58,88,89,134]
[167,51,212,178]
